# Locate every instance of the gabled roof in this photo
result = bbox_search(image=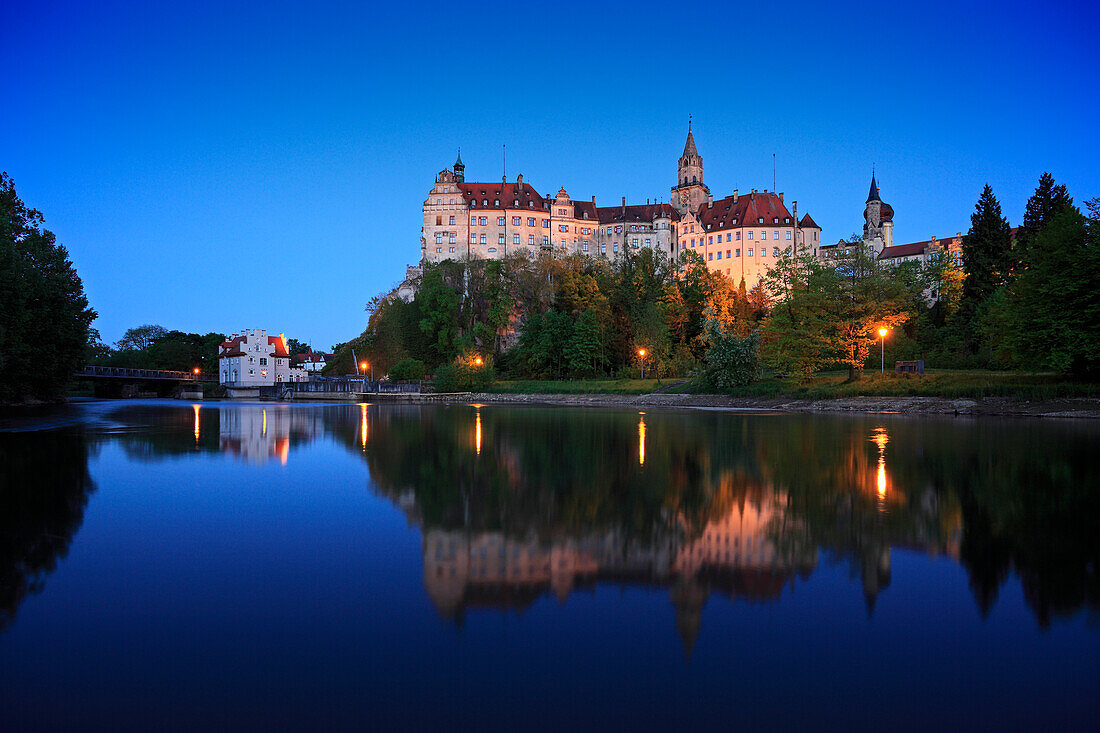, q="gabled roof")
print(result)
[878,241,929,259]
[597,202,679,224]
[268,336,289,358]
[572,200,598,221]
[461,182,545,210]
[799,213,820,229]
[695,192,793,231]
